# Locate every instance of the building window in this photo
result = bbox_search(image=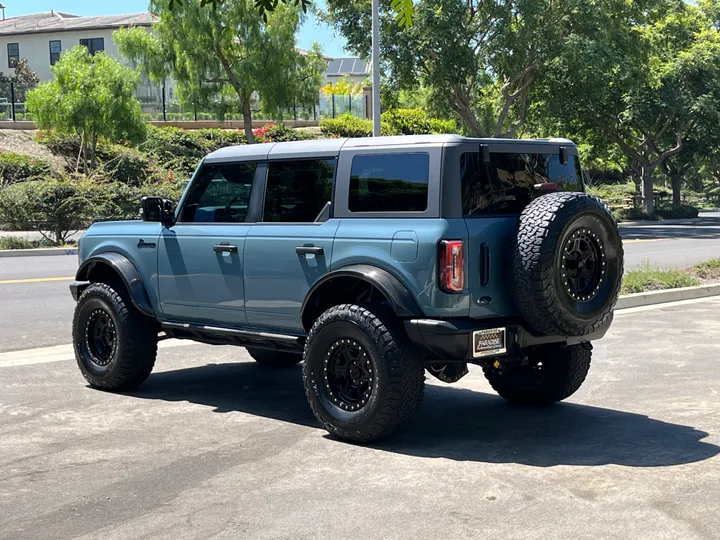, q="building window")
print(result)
[49,40,62,65]
[7,43,19,68]
[79,38,104,55]
[349,153,429,212]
